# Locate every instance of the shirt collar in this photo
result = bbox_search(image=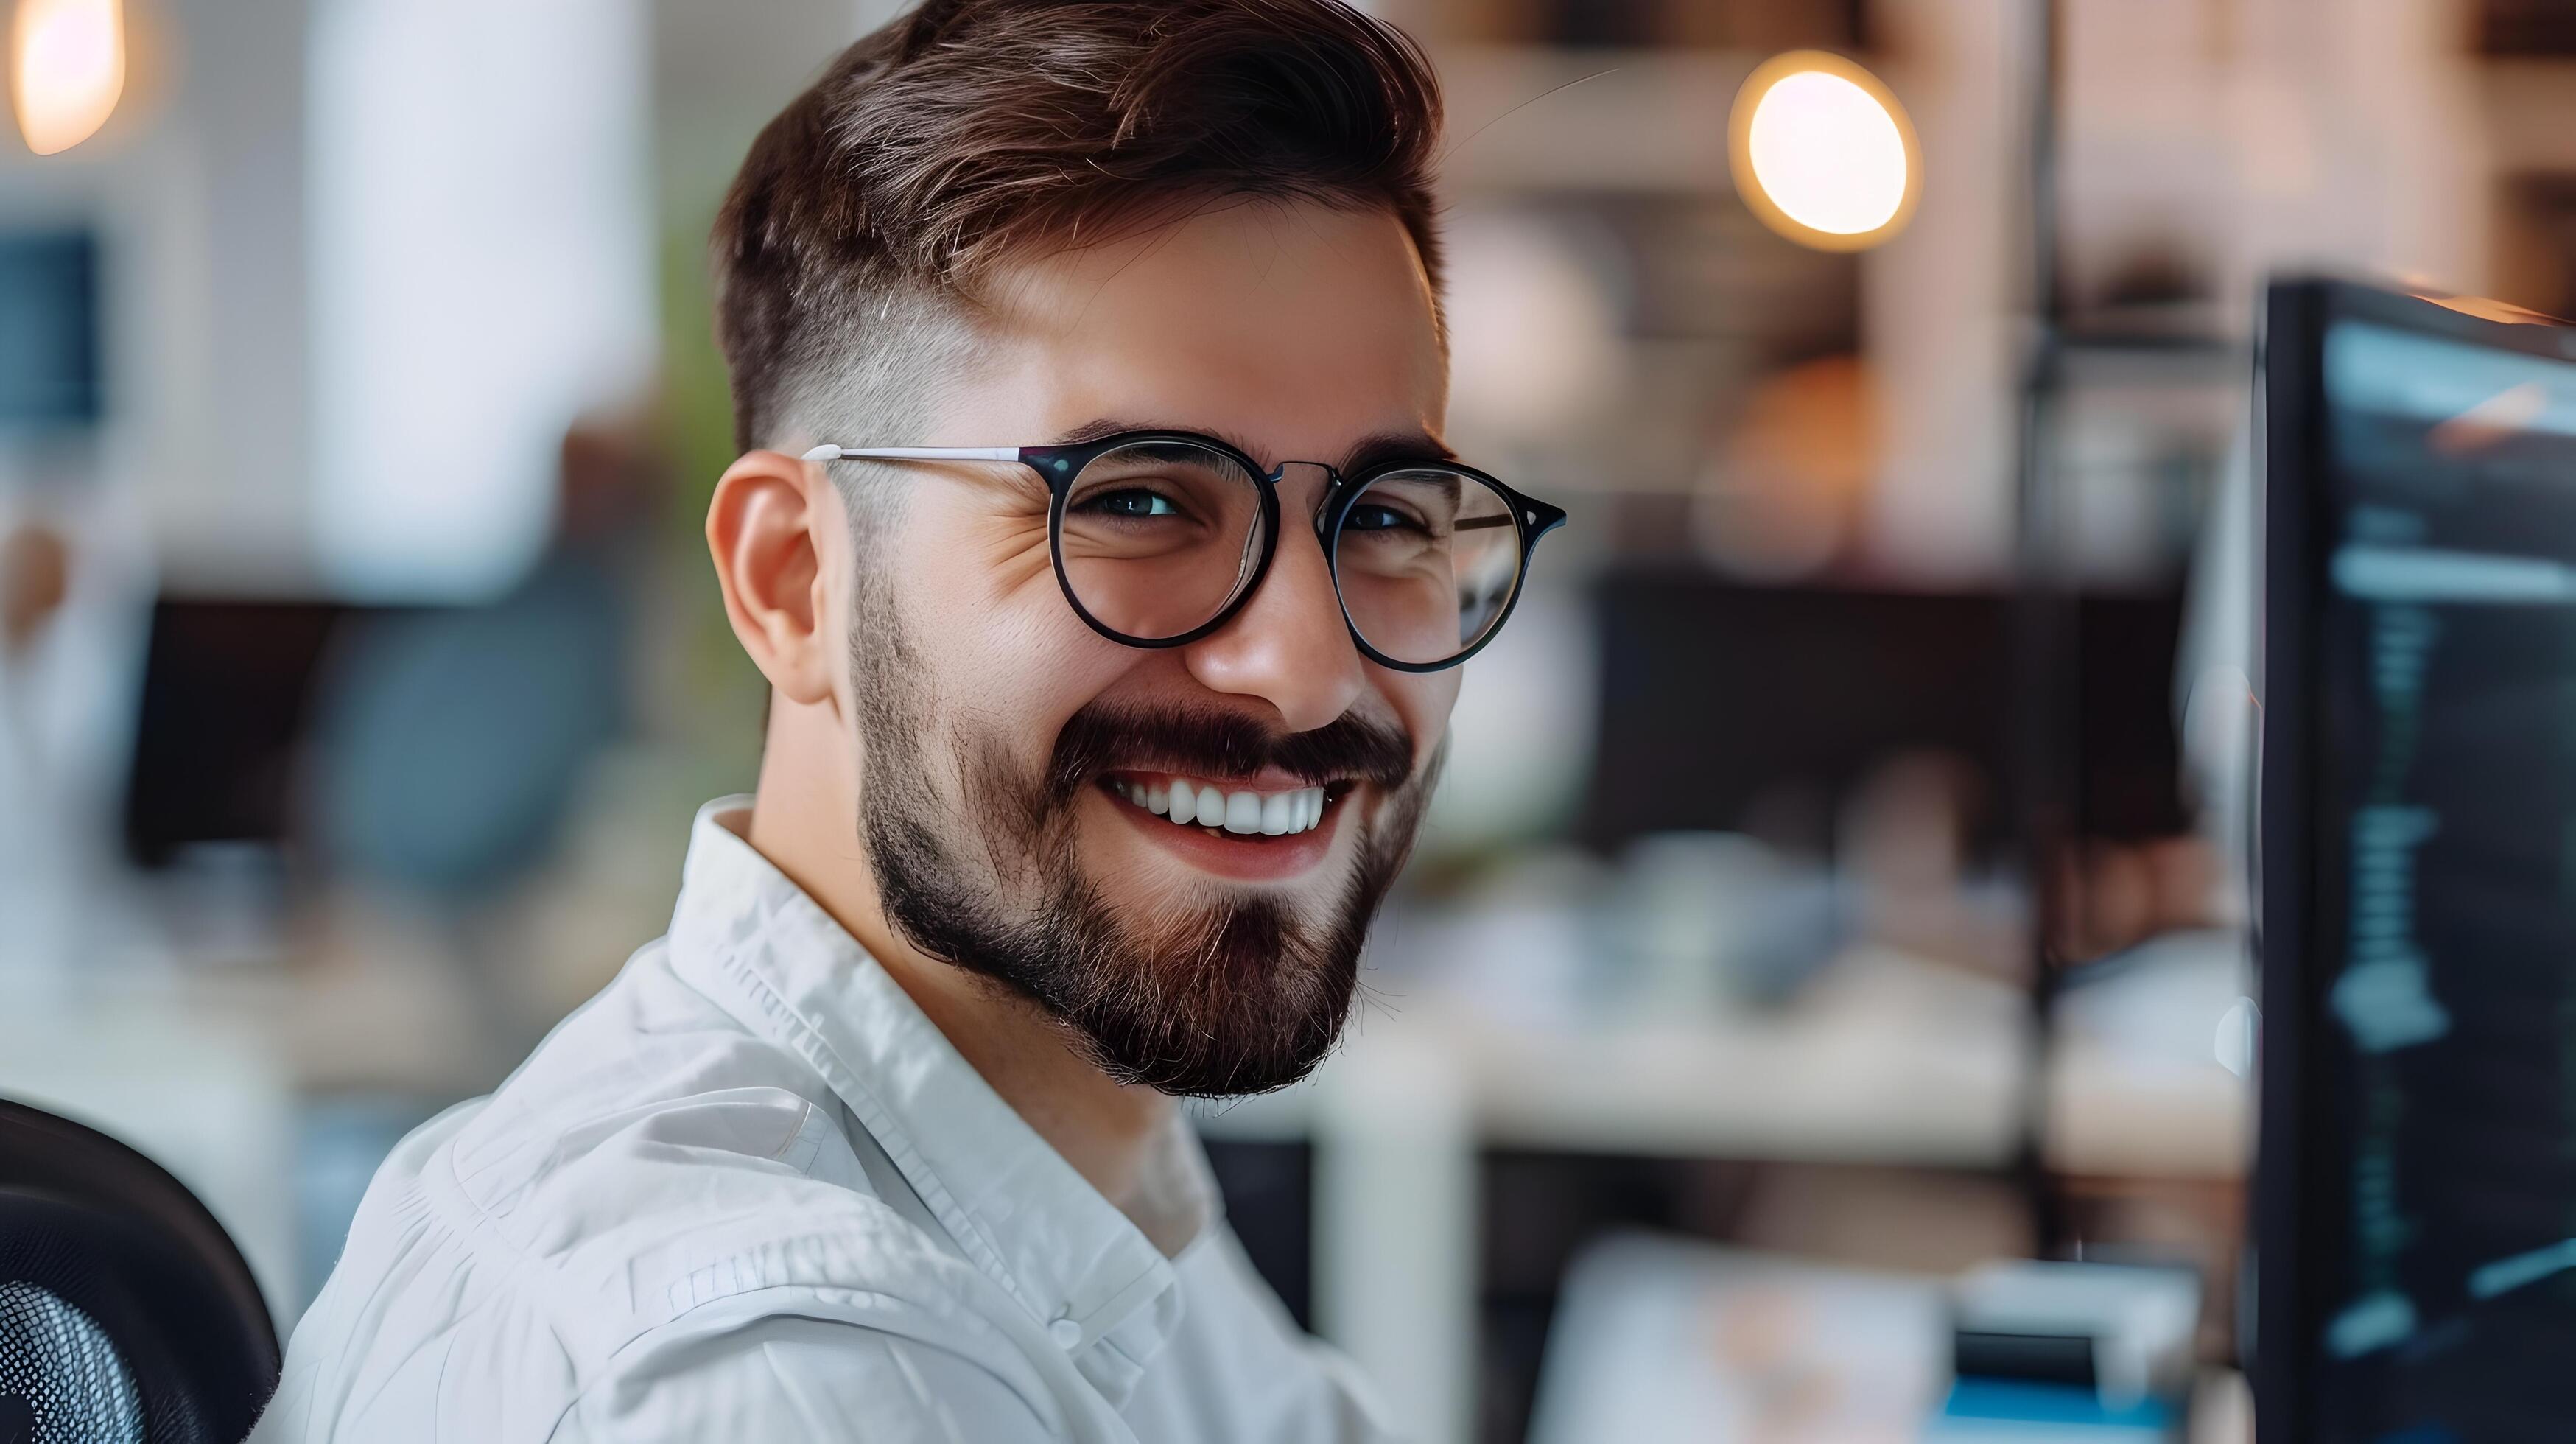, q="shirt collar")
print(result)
[664,797,1214,1399]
